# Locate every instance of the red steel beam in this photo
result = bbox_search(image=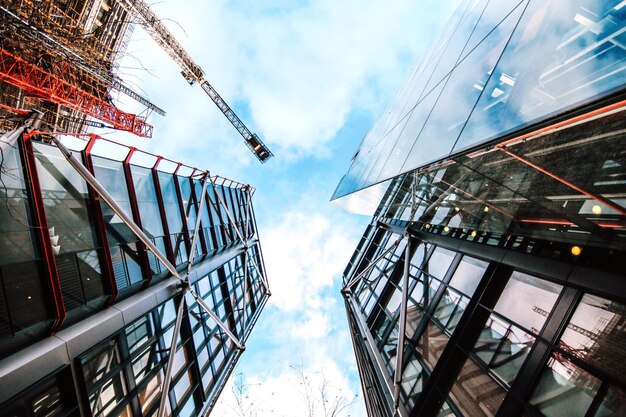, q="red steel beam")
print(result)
[20,134,66,332]
[123,147,154,287]
[83,137,118,305]
[0,49,153,138]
